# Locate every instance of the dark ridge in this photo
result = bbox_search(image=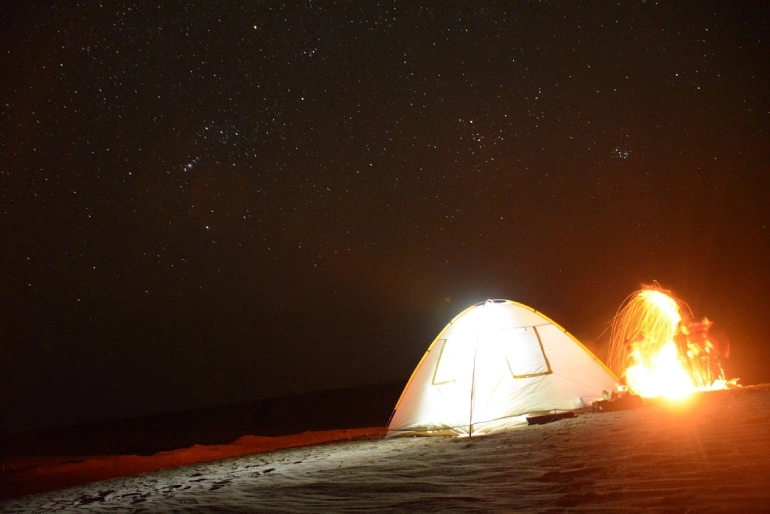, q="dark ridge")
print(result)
[0,381,405,457]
